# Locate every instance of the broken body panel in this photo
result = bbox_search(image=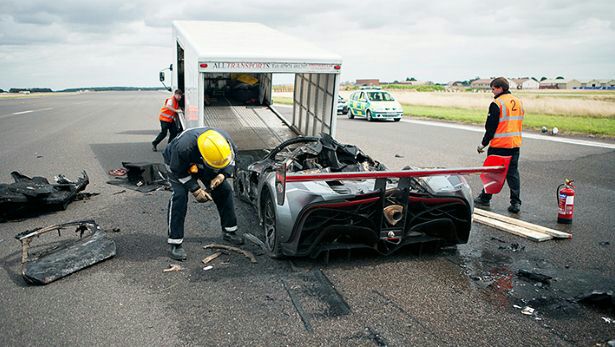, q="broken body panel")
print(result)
[0,171,89,220]
[15,221,116,285]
